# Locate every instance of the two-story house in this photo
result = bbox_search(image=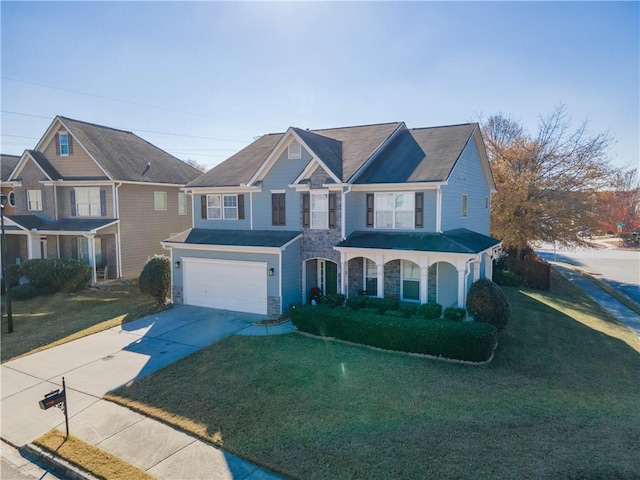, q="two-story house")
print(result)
[2,116,201,283]
[162,121,502,316]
